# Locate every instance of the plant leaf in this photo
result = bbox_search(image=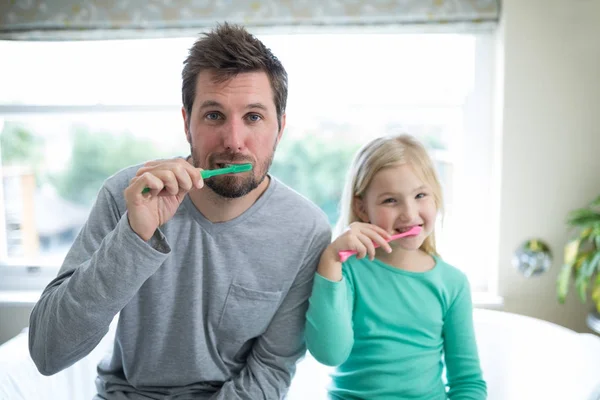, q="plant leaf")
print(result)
[590,195,600,208]
[582,251,600,277]
[557,263,573,303]
[564,239,580,265]
[574,251,592,272]
[575,252,600,303]
[593,275,600,313]
[580,227,594,241]
[576,275,589,303]
[567,208,600,228]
